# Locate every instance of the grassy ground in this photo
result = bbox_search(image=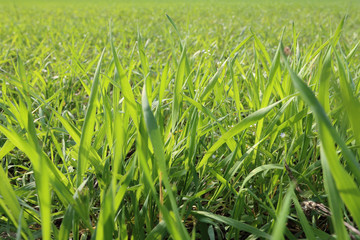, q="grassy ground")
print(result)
[1,0,360,239]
